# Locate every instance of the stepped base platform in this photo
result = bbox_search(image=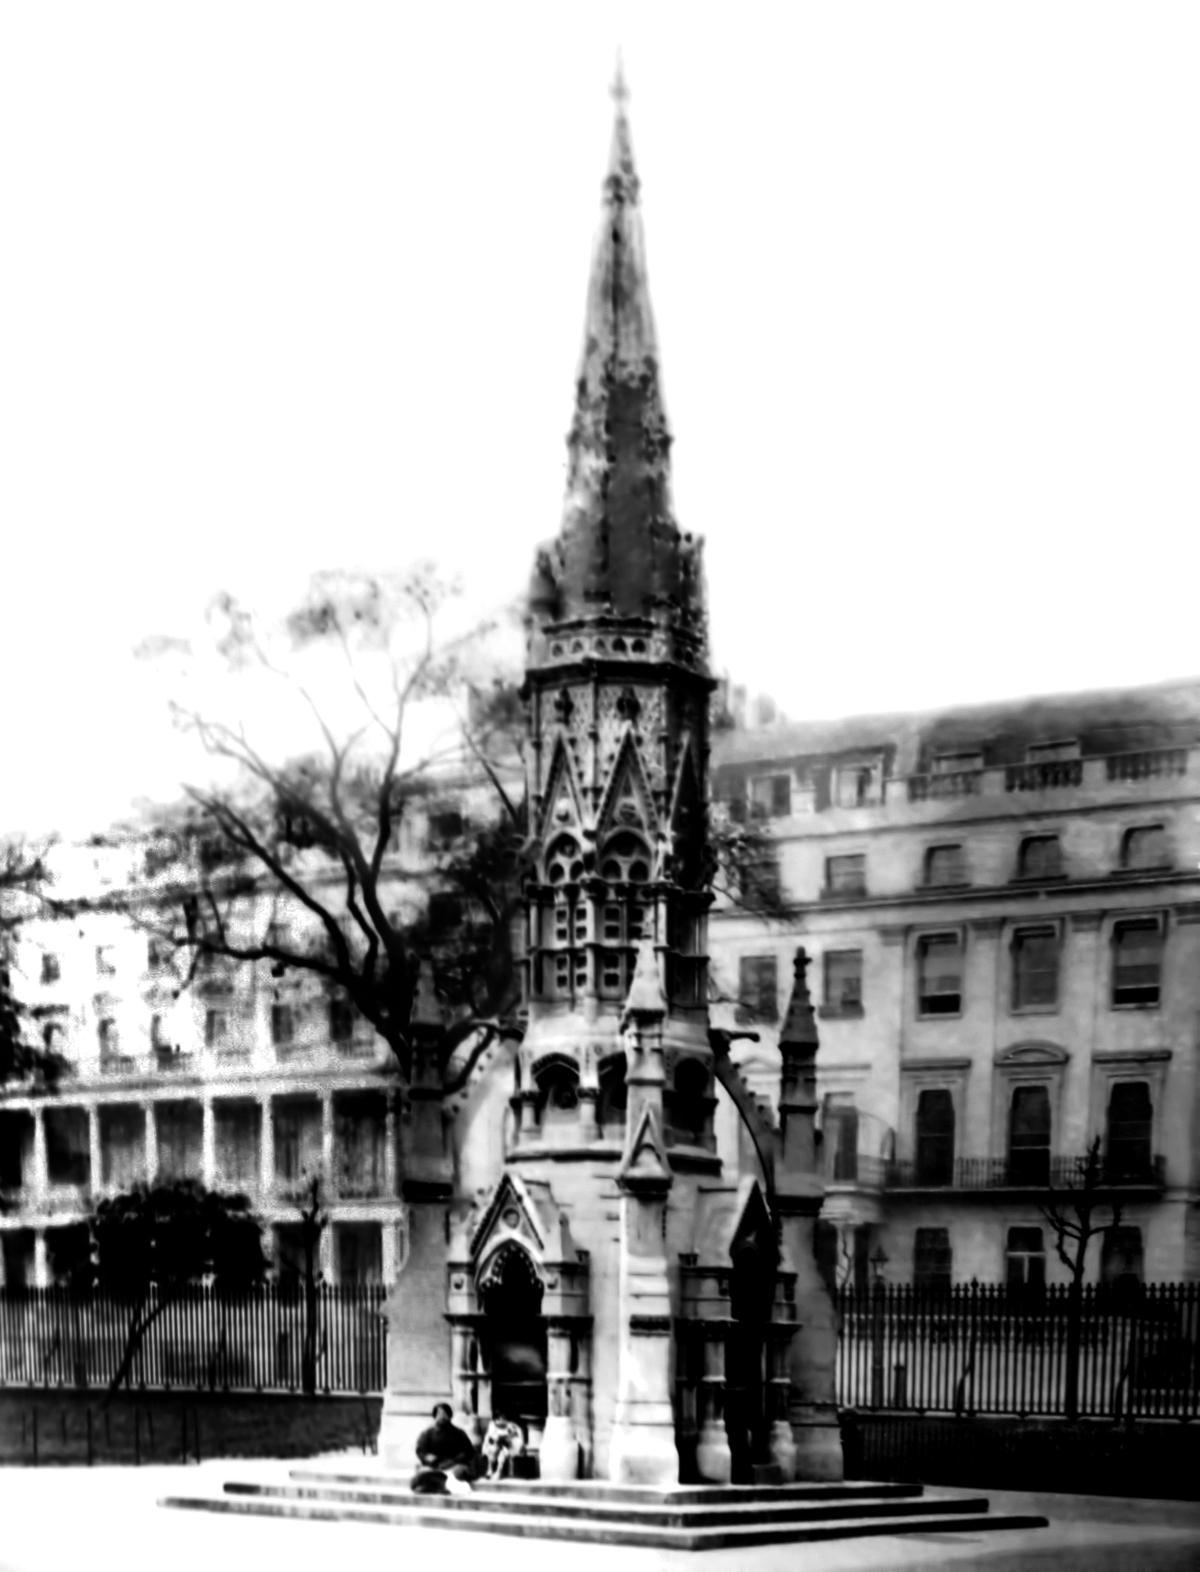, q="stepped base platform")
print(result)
[161,1467,1049,1551]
